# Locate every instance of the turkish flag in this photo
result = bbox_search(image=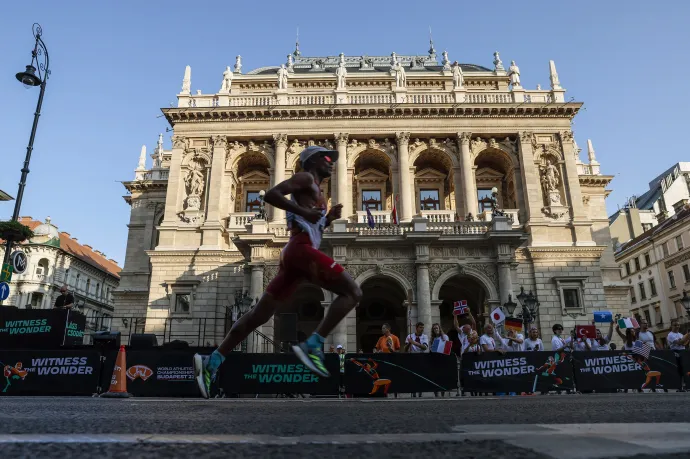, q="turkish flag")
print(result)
[575,325,596,340]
